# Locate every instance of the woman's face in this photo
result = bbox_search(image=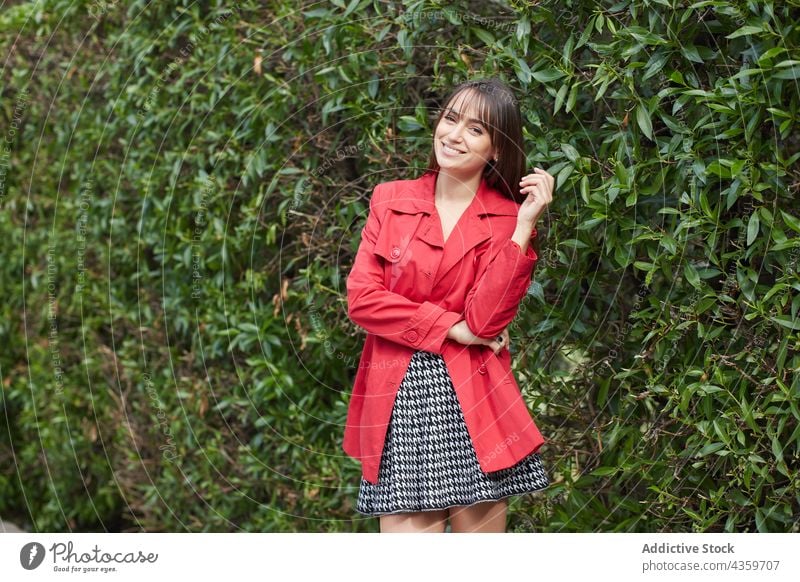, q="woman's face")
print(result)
[433,89,496,178]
